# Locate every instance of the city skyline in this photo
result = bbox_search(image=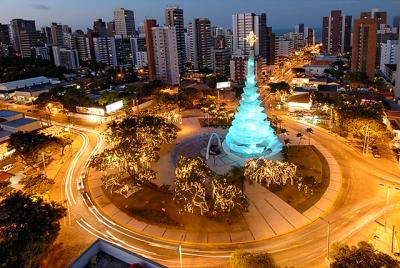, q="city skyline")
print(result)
[1,0,399,32]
